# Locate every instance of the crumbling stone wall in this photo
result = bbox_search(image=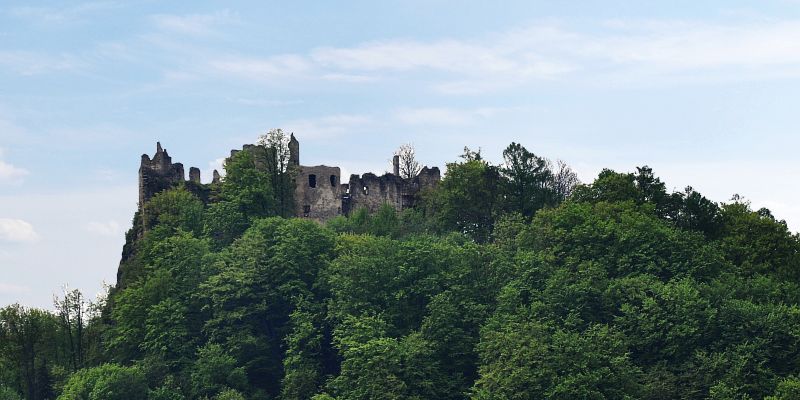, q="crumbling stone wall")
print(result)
[138,143,214,228]
[138,142,185,207]
[342,167,441,217]
[294,165,344,220]
[138,135,441,225]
